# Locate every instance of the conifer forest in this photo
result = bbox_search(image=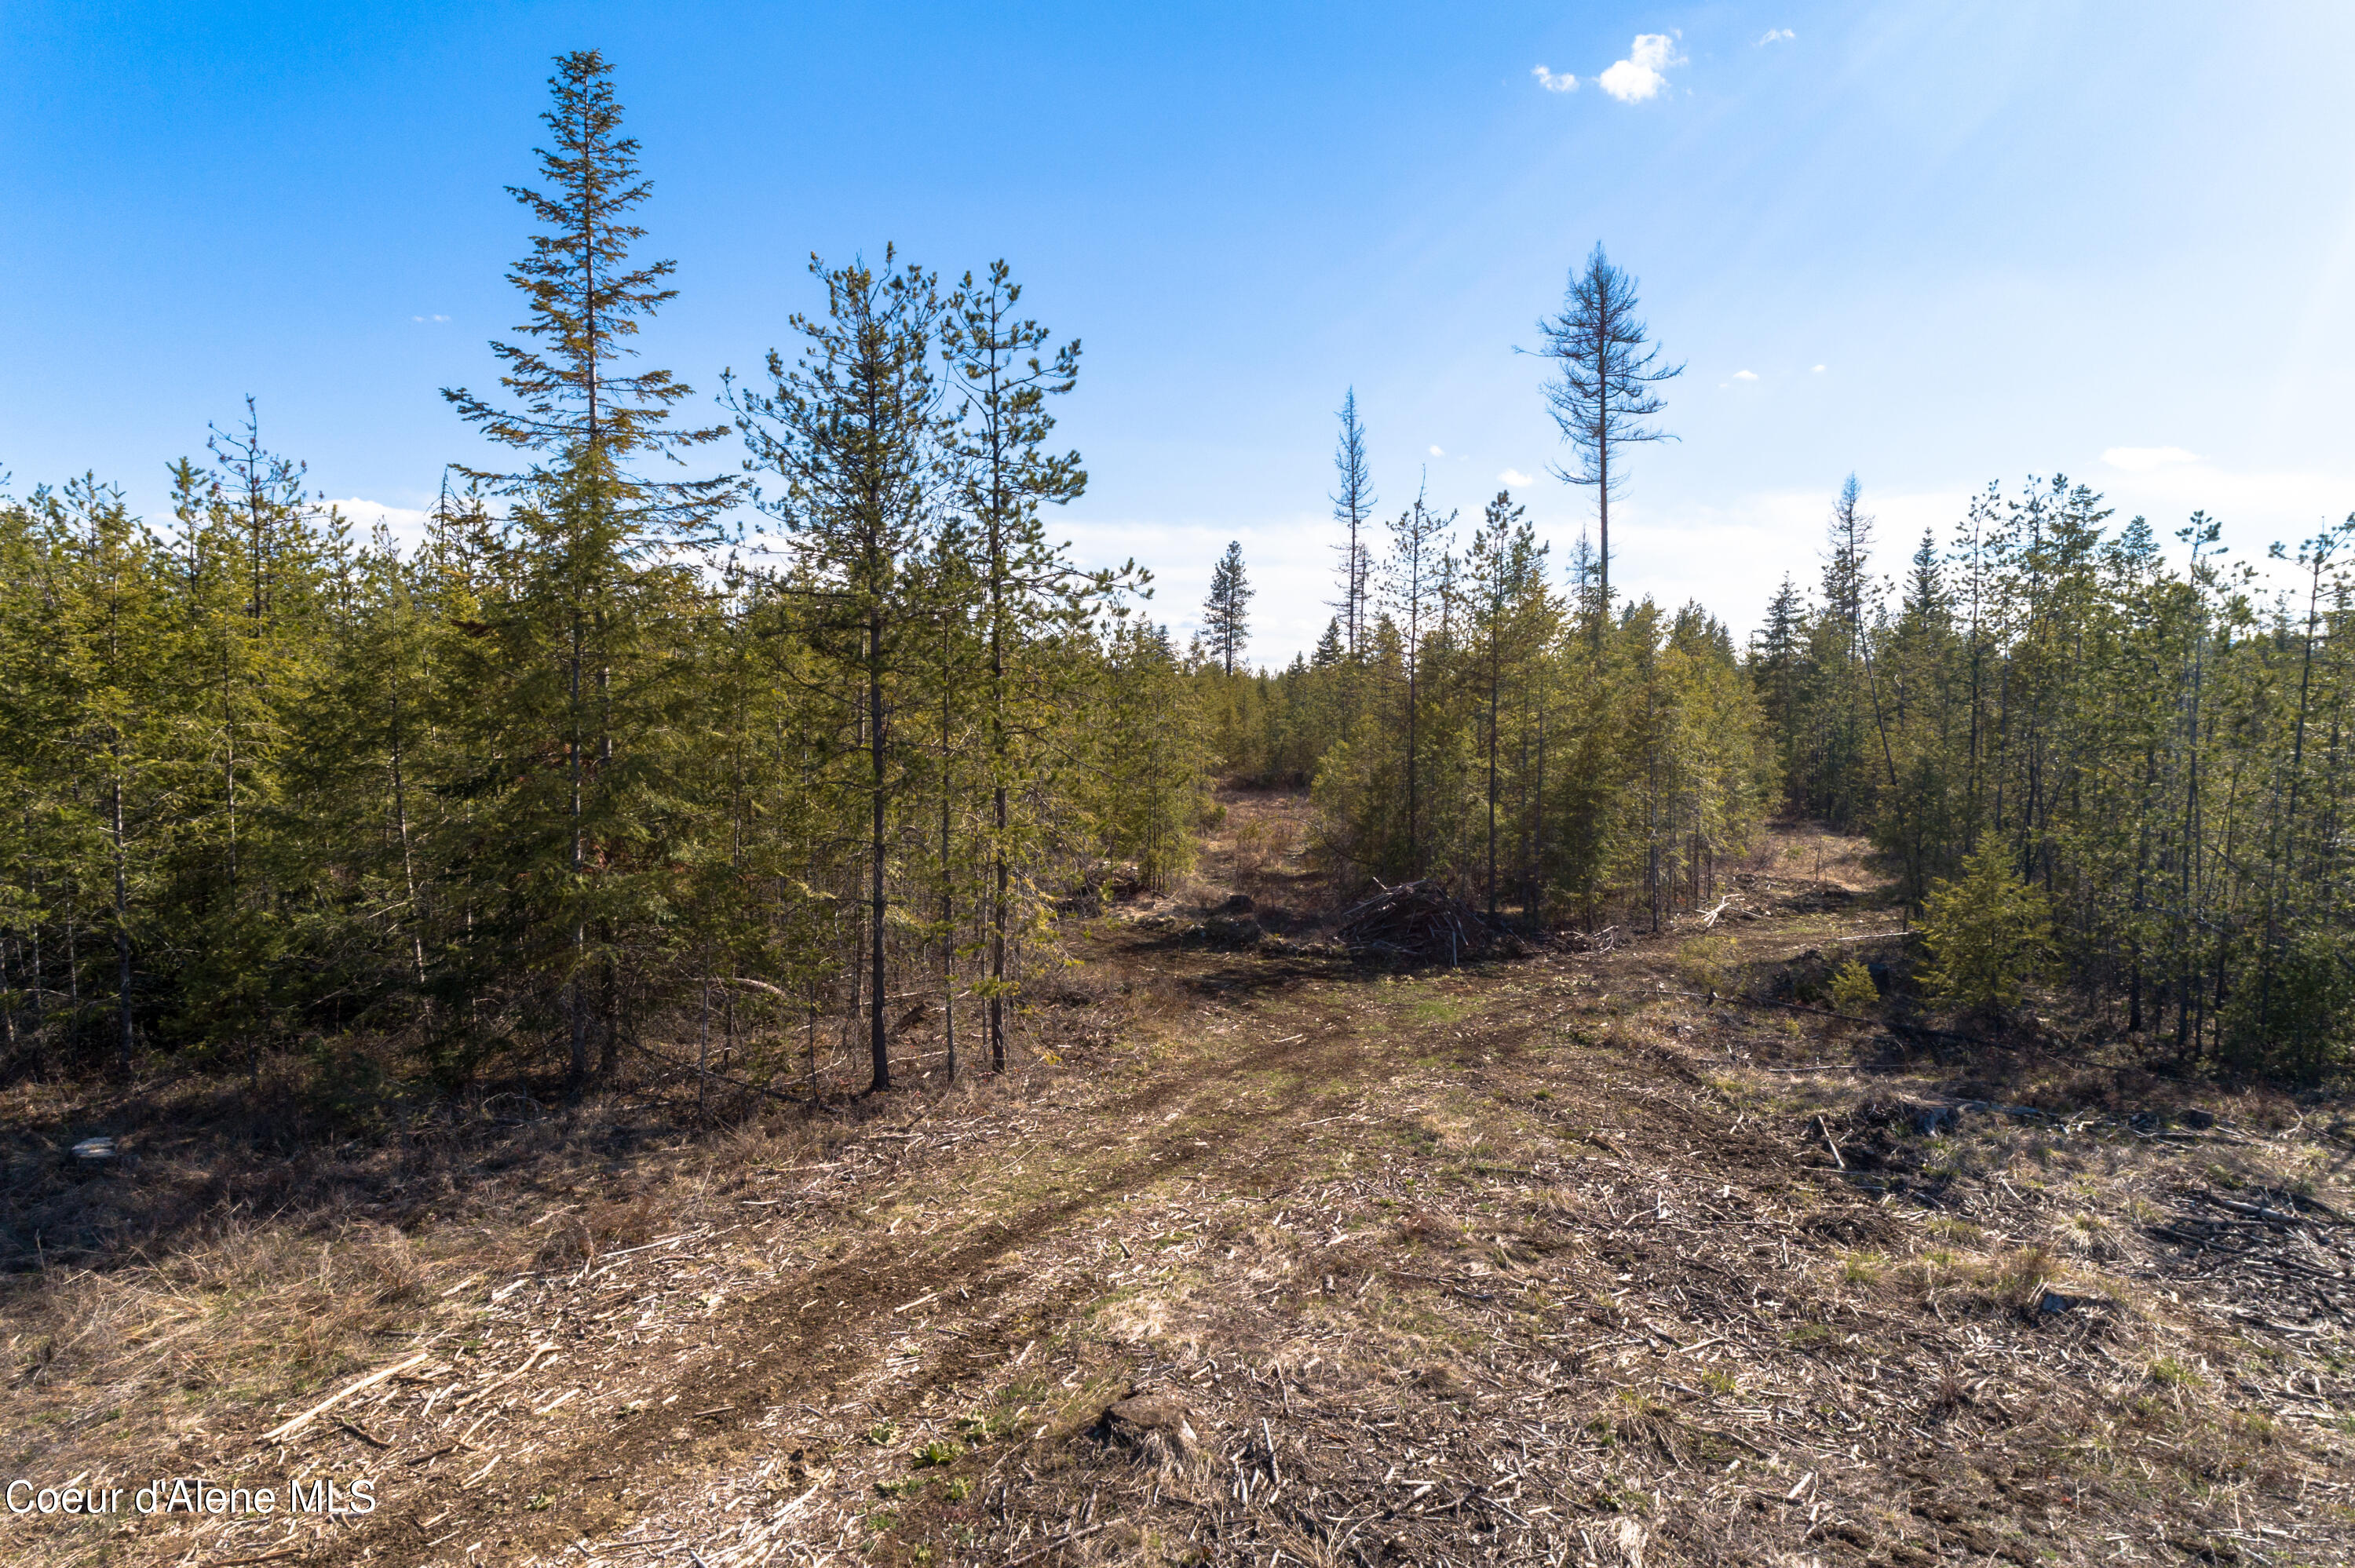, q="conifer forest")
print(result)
[8,52,2353,1099]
